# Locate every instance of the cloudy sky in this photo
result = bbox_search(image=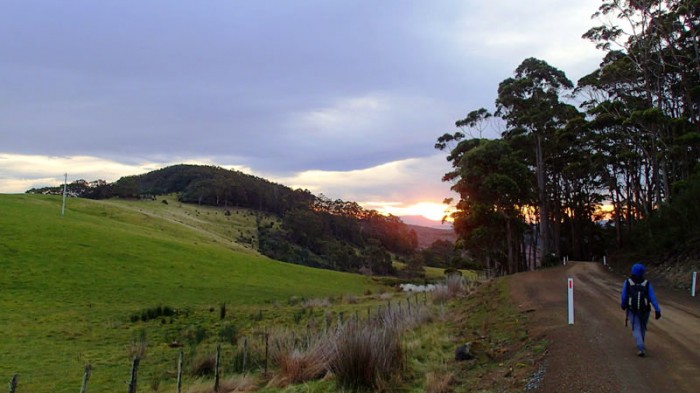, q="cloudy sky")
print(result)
[0,0,604,222]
